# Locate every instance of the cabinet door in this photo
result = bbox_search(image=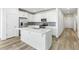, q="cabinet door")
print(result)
[19,11,28,17]
[6,14,18,38]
